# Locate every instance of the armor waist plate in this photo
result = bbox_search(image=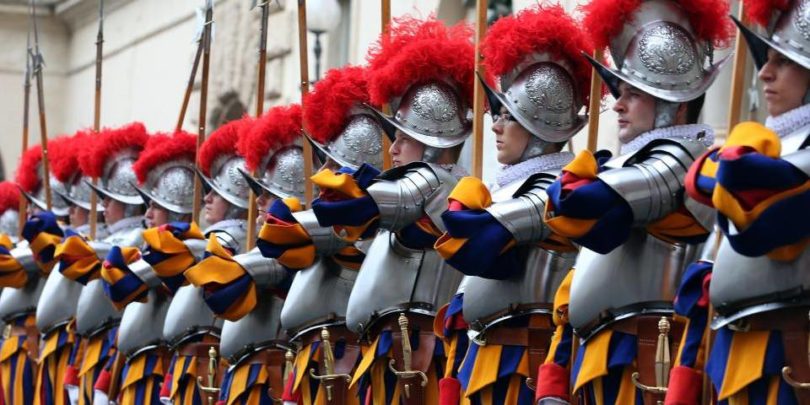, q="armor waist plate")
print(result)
[462,245,576,330]
[568,229,700,337]
[220,293,285,361]
[76,279,122,336]
[345,229,463,334]
[163,285,222,345]
[117,290,171,355]
[280,256,356,334]
[36,267,83,333]
[711,240,810,319]
[0,276,46,321]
